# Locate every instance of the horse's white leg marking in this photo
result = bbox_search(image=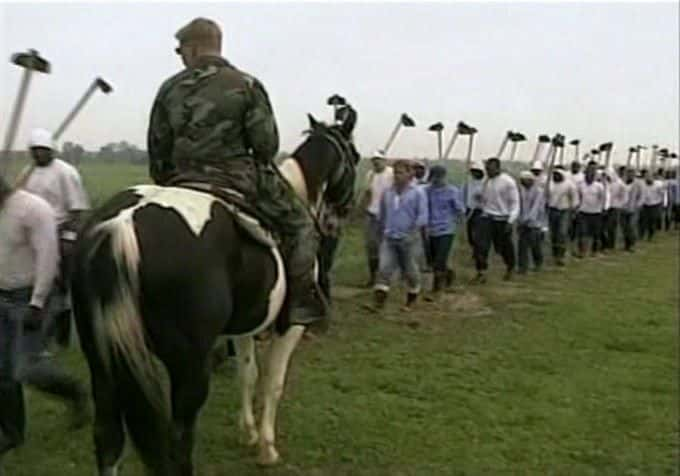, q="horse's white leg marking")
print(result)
[100,460,120,476]
[234,336,259,446]
[257,325,305,466]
